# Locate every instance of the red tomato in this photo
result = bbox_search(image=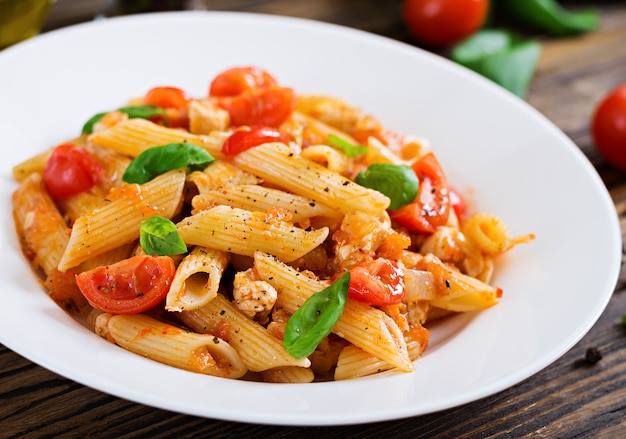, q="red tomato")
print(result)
[143,86,191,110]
[216,86,297,127]
[591,83,626,170]
[75,255,175,315]
[389,152,450,233]
[448,186,466,219]
[222,126,290,156]
[347,258,405,306]
[402,0,489,47]
[43,143,103,200]
[209,66,278,97]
